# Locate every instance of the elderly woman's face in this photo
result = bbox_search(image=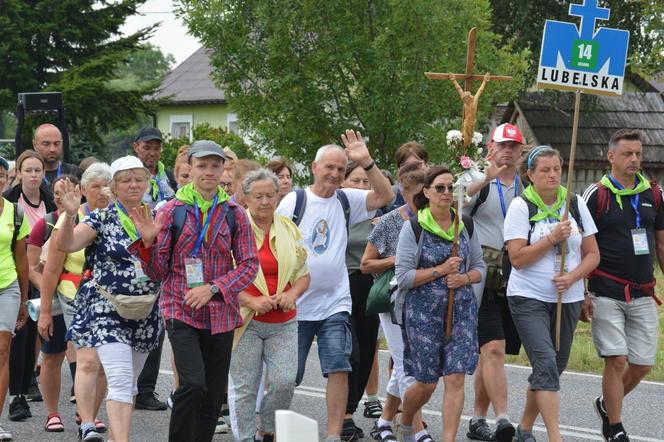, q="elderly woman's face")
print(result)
[83,178,112,210]
[113,169,149,206]
[246,179,278,220]
[528,154,561,193]
[422,172,455,209]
